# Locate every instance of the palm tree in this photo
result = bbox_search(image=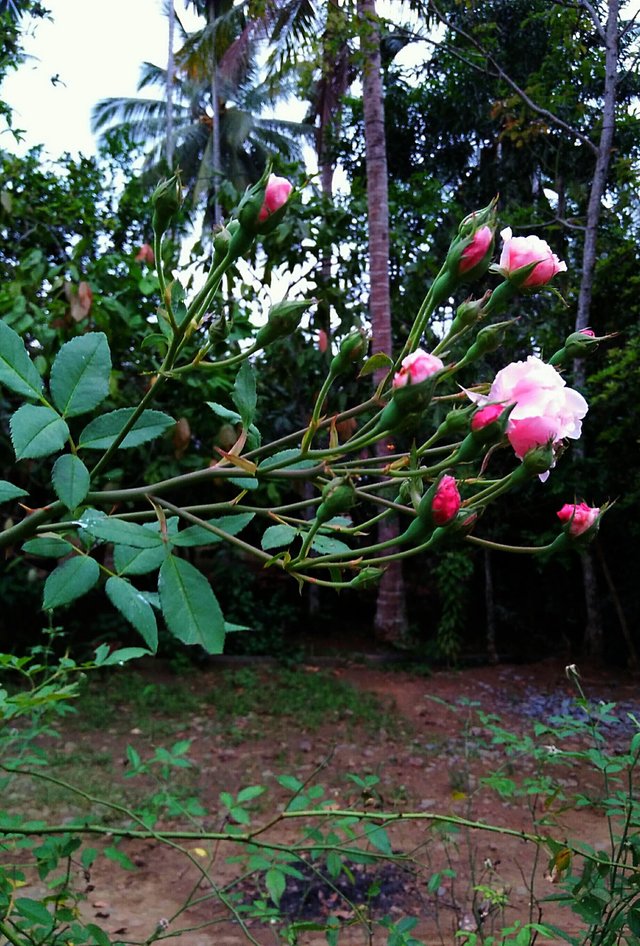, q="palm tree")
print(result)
[92,5,309,225]
[265,1,410,642]
[356,0,408,644]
